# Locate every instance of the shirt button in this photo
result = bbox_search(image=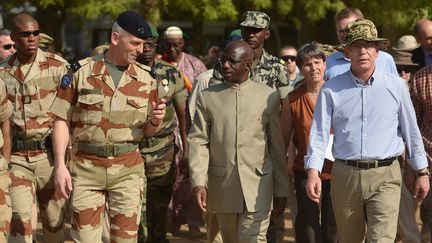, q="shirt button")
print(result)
[364,118,367,121]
